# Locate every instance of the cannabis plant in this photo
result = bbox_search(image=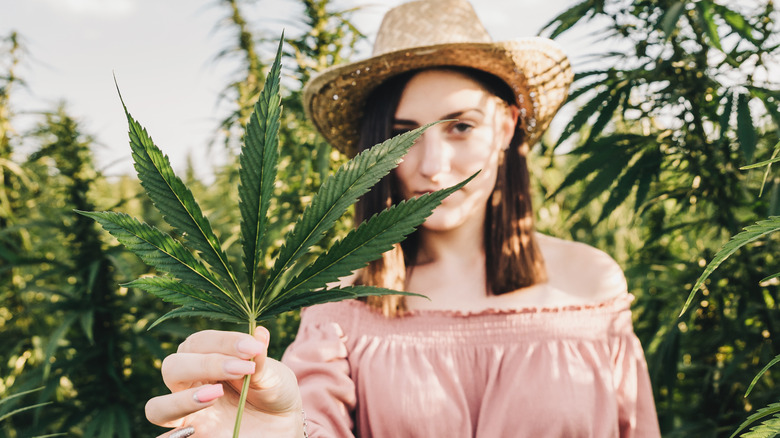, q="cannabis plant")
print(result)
[0,387,65,437]
[682,148,780,438]
[78,40,469,436]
